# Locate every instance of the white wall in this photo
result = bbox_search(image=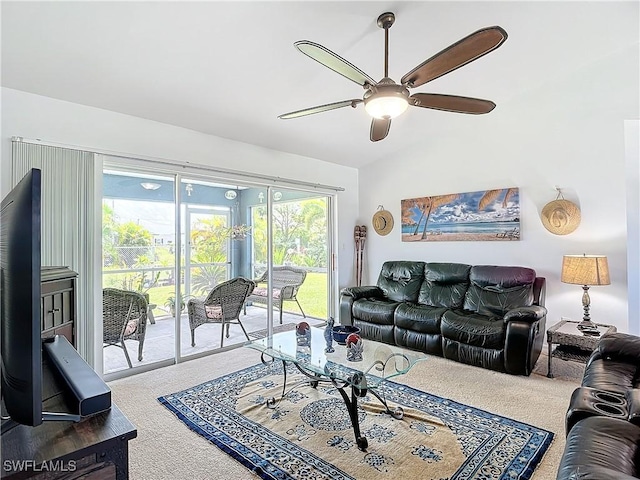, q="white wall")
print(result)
[0,87,360,298]
[626,120,640,334]
[359,44,639,333]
